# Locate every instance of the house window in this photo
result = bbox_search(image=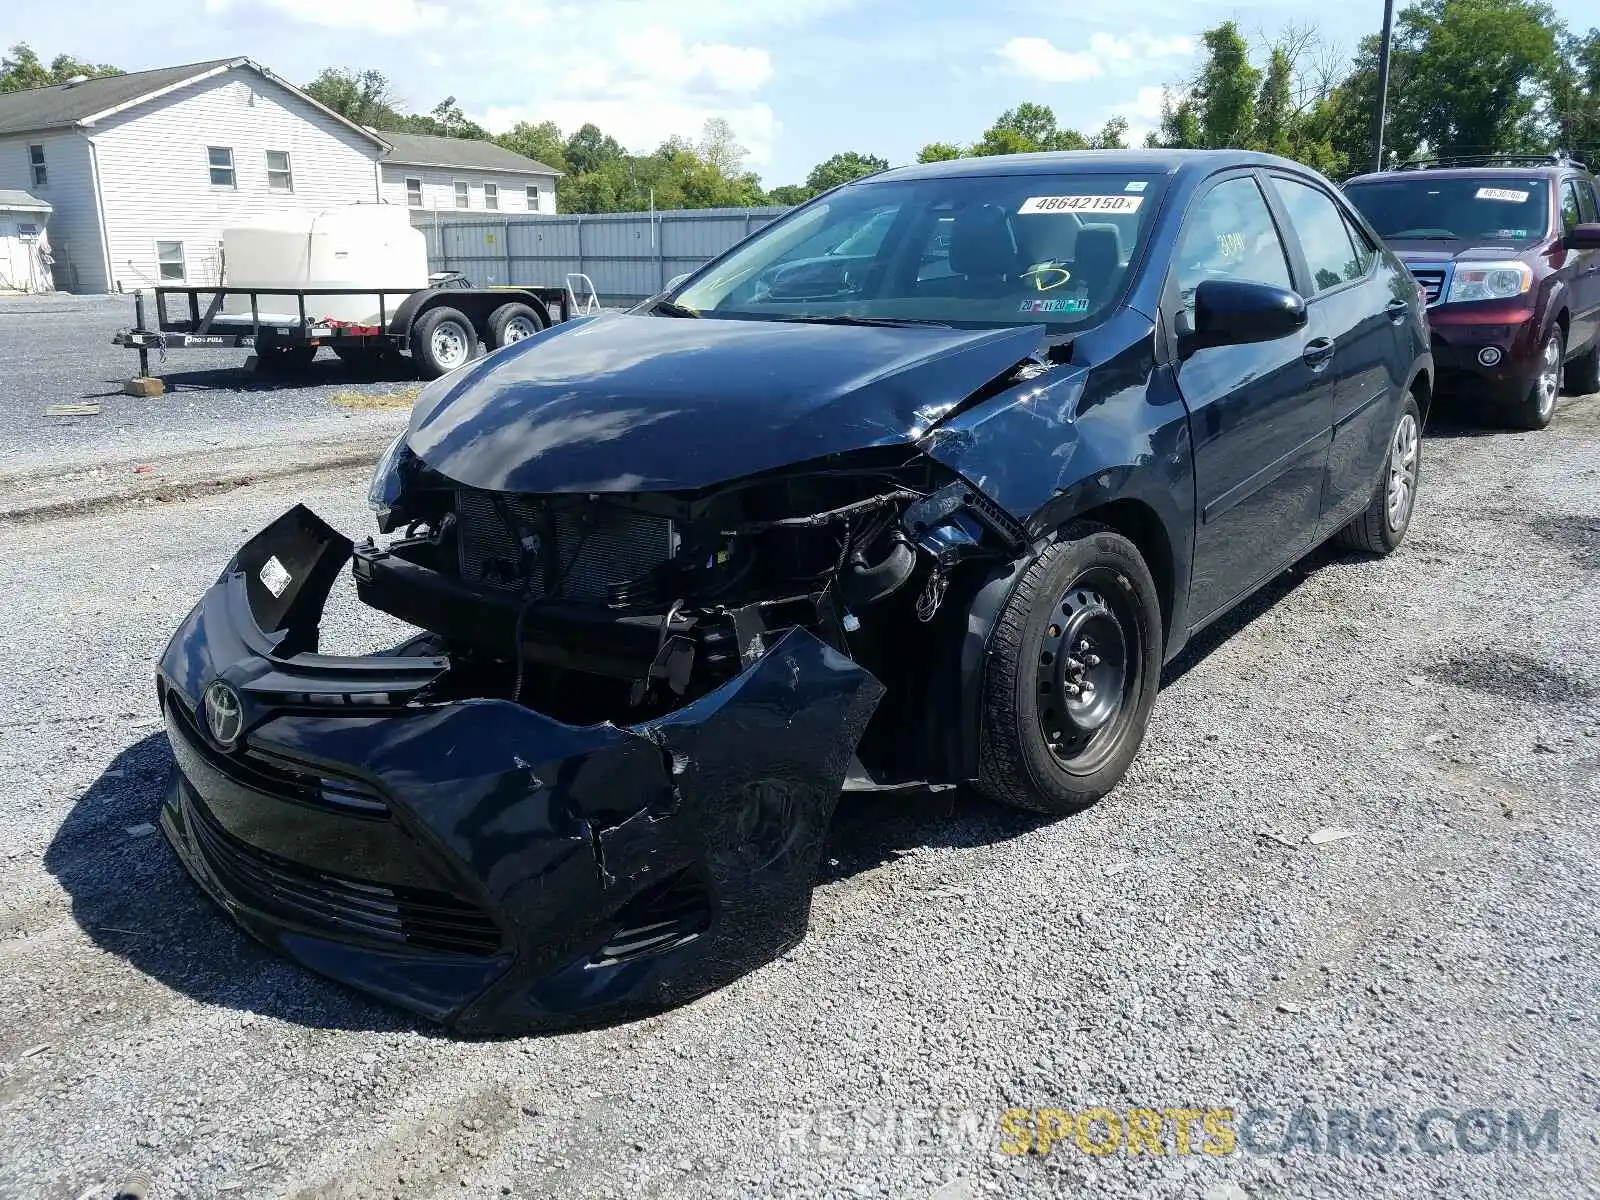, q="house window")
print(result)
[156,241,186,281]
[484,183,498,211]
[207,146,236,188]
[526,184,539,209]
[266,149,293,192]
[454,181,470,209]
[28,144,46,187]
[405,177,423,207]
